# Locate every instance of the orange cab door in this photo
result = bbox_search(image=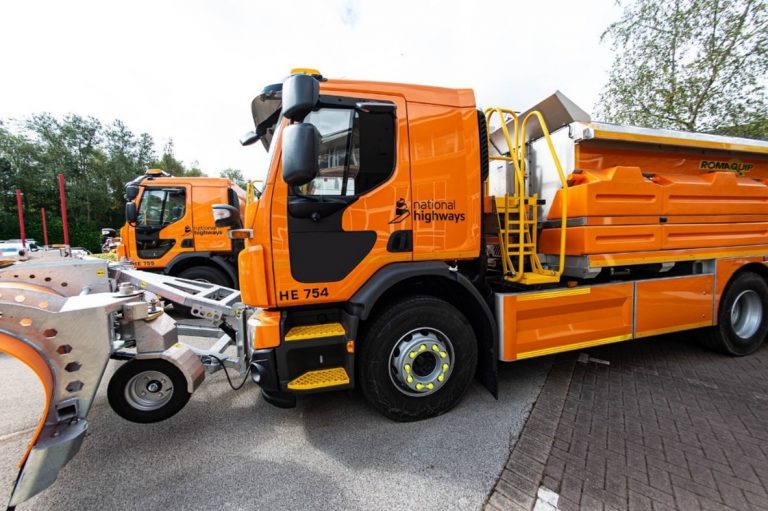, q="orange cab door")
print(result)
[271,93,412,306]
